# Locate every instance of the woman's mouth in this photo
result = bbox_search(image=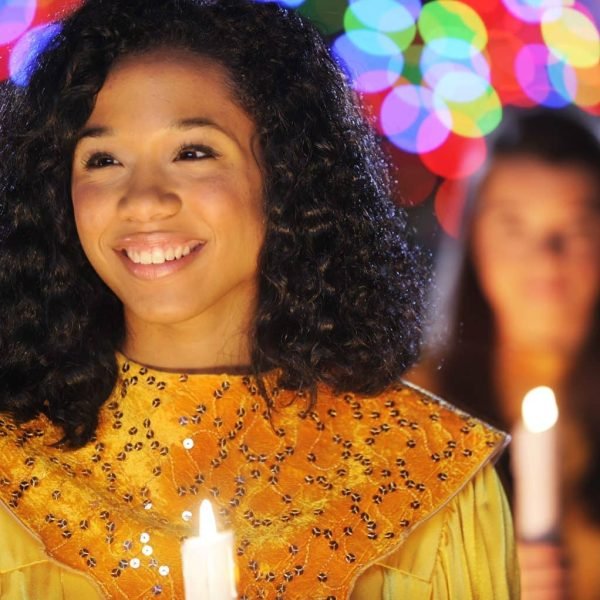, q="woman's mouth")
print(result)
[123,242,203,265]
[116,242,205,280]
